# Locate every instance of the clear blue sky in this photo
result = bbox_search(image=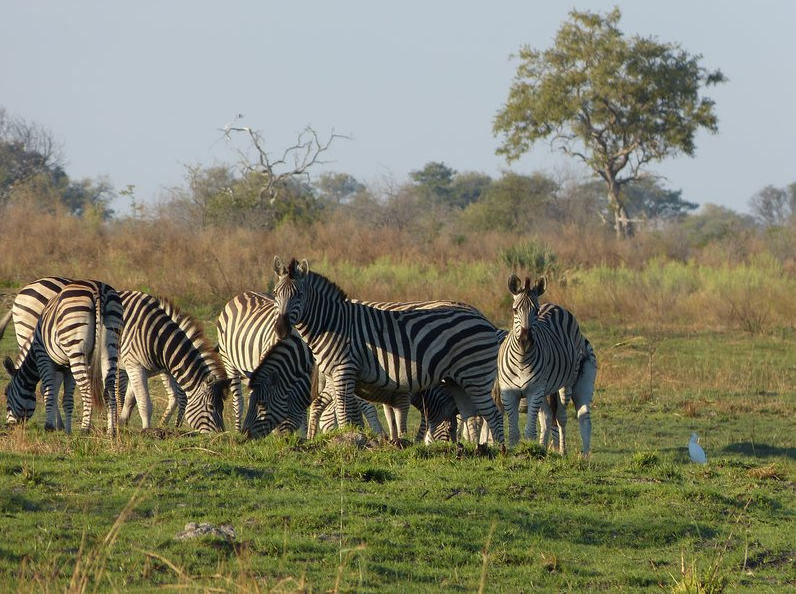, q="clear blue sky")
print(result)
[2,1,793,215]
